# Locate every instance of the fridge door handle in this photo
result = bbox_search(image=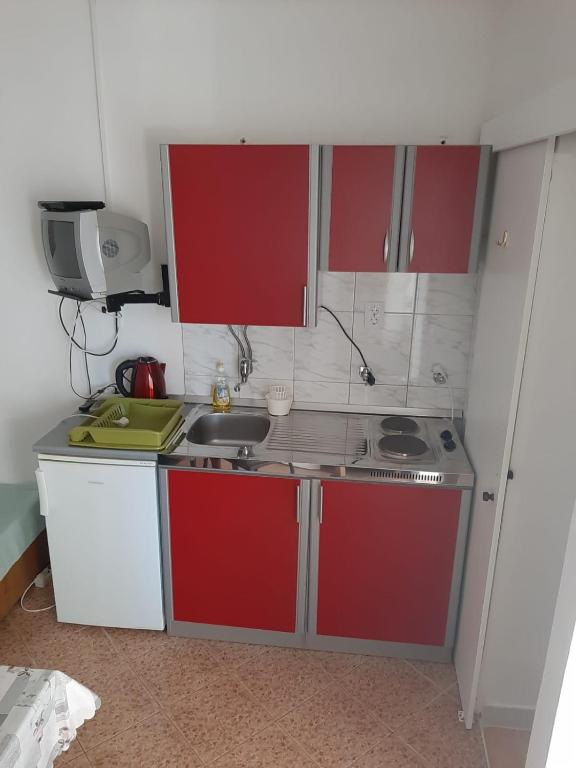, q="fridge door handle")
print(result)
[35,468,49,517]
[383,231,389,265]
